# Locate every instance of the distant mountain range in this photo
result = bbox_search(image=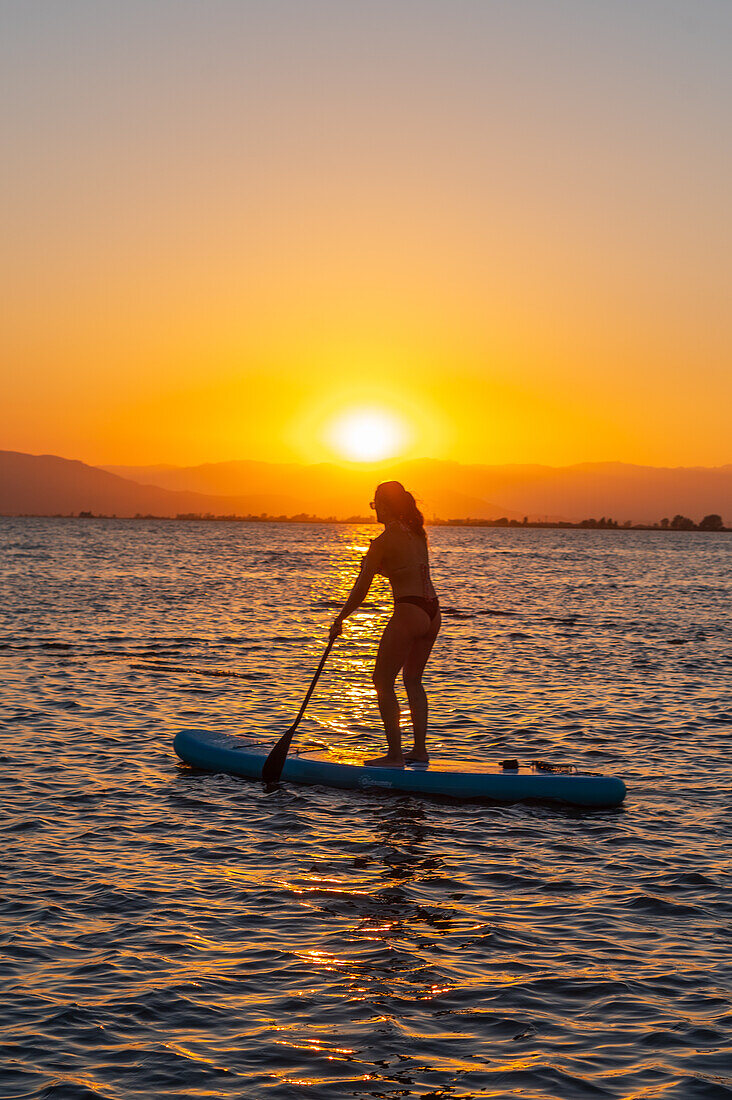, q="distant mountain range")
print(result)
[0,450,293,520]
[1,449,731,524]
